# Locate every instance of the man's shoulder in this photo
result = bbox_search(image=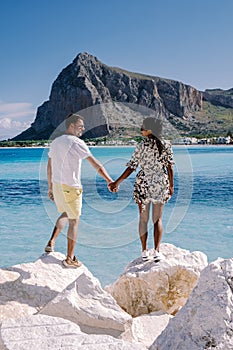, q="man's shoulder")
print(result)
[73,136,86,144]
[52,134,84,144]
[51,135,89,152]
[71,137,89,149]
[50,135,74,150]
[51,134,66,143]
